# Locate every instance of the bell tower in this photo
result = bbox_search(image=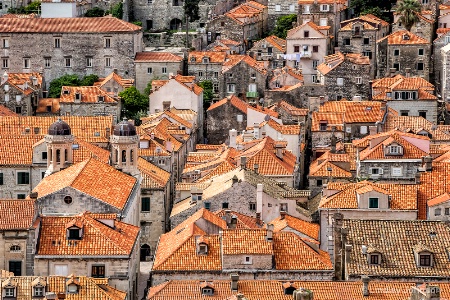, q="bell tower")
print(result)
[45,118,74,176]
[110,118,139,176]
